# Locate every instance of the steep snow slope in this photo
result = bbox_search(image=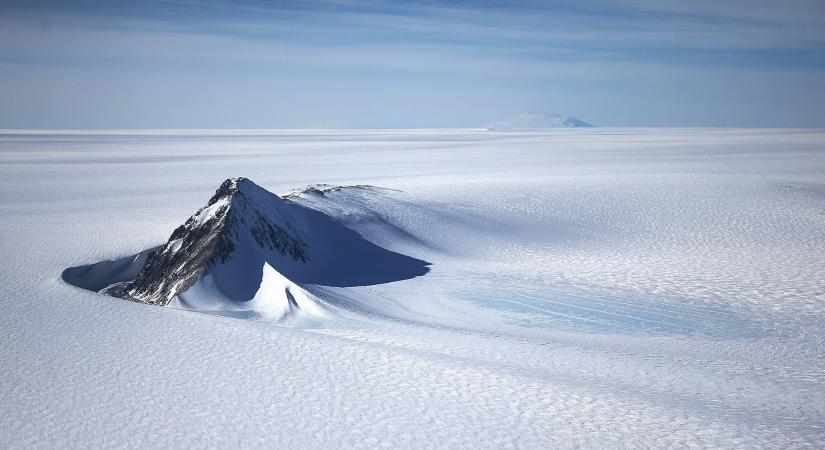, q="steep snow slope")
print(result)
[1,128,824,447]
[485,111,594,130]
